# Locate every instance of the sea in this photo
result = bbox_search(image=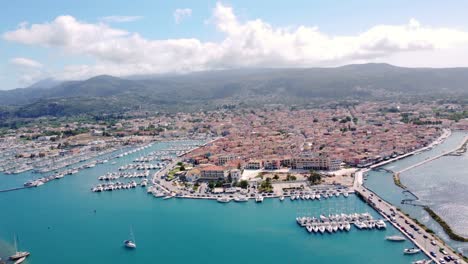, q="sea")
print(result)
[365,130,468,256]
[0,140,429,263]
